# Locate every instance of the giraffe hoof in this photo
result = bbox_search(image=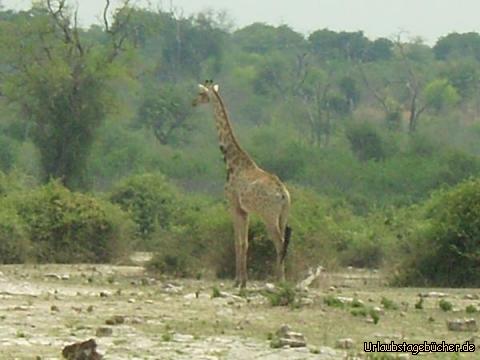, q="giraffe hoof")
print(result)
[233,280,246,289]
